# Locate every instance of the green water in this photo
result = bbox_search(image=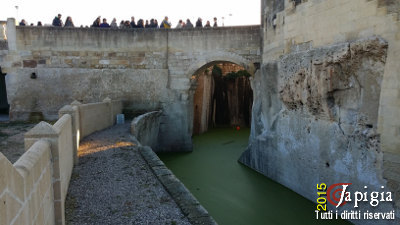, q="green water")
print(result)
[159,128,350,225]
